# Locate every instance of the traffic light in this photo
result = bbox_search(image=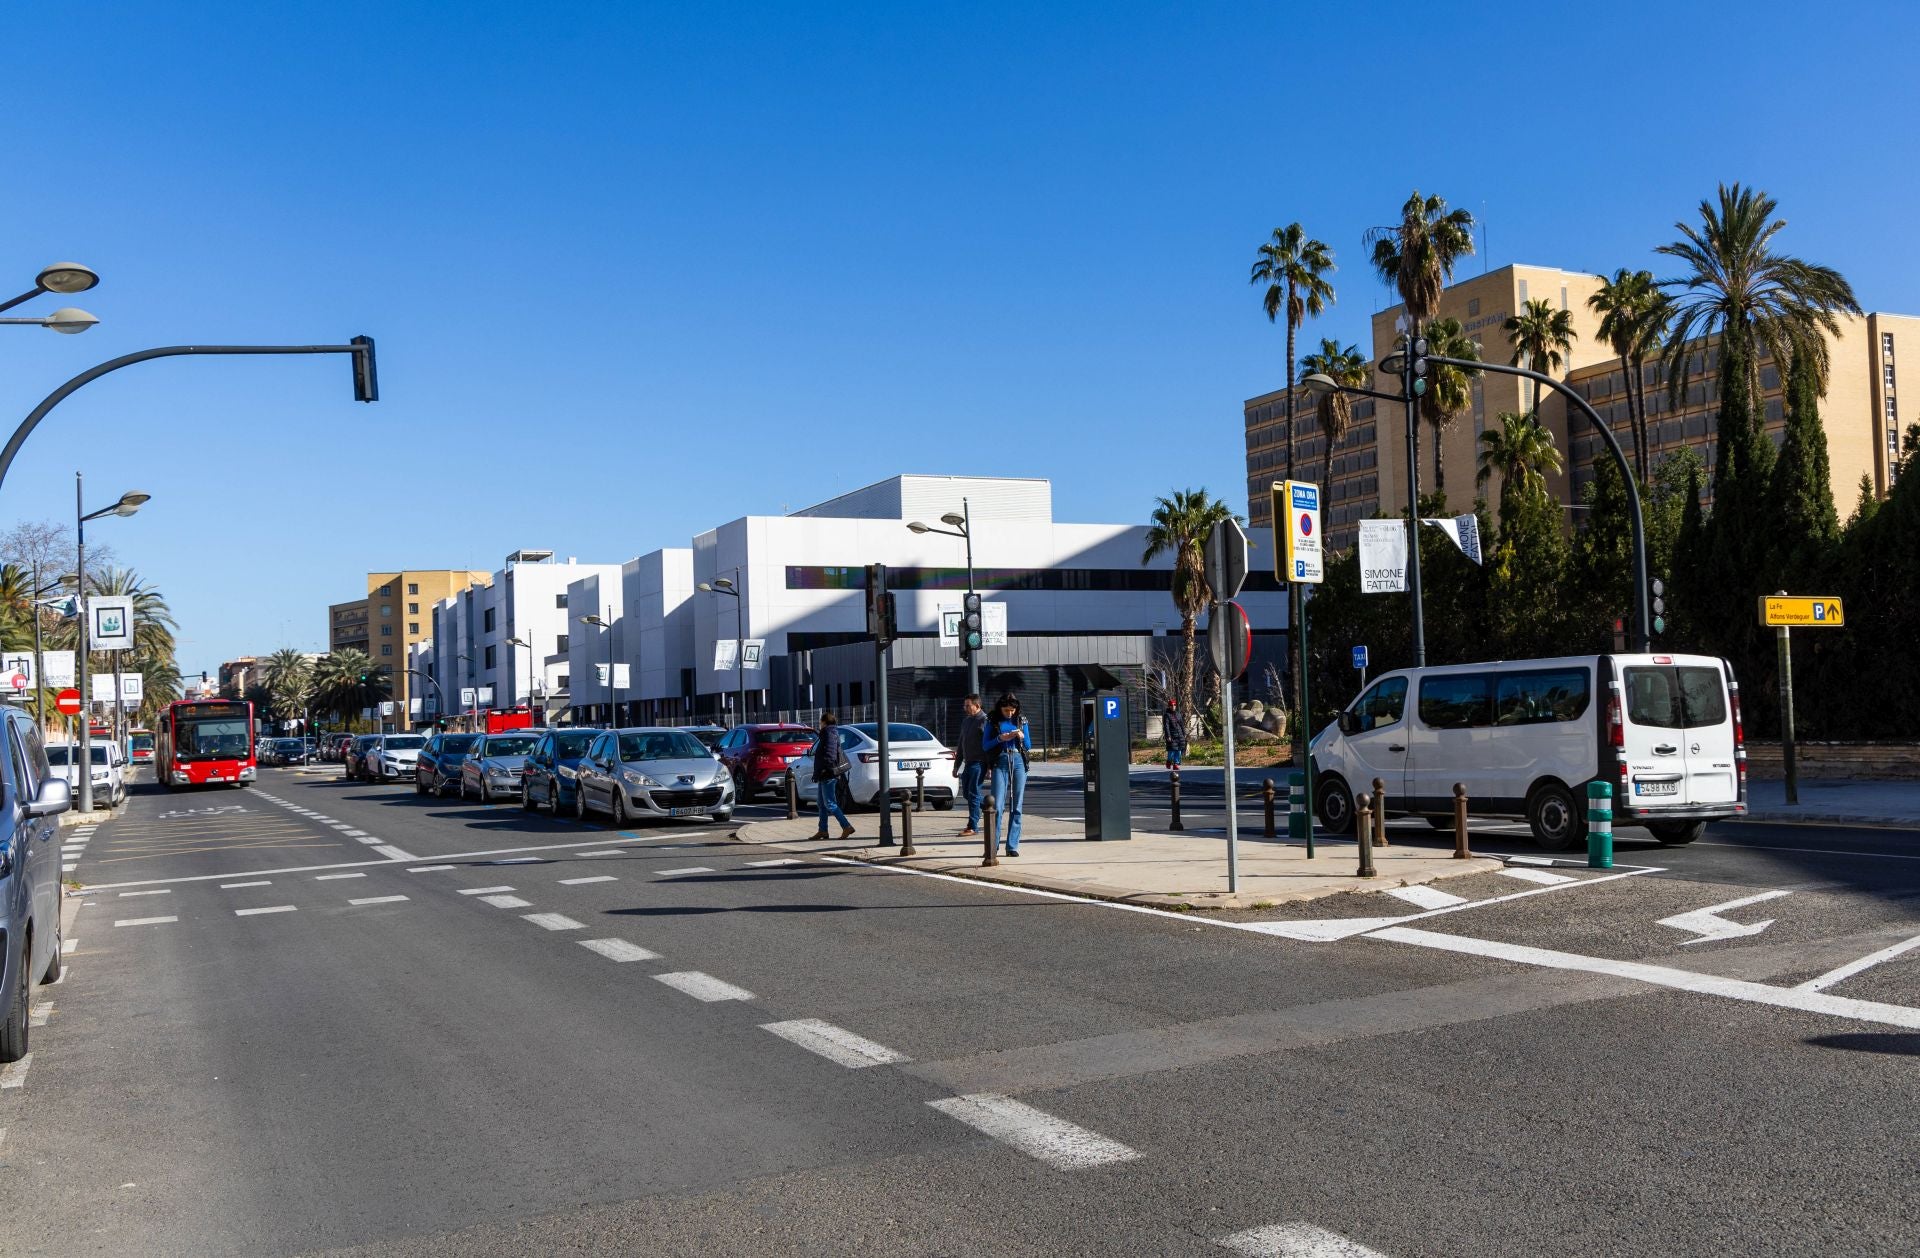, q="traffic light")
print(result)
[864,563,898,646]
[960,592,983,658]
[1409,334,1430,397]
[350,335,379,403]
[1650,576,1667,637]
